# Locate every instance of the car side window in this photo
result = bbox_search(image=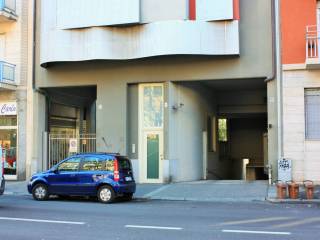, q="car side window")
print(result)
[58,157,81,172]
[81,157,105,171]
[105,159,115,171]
